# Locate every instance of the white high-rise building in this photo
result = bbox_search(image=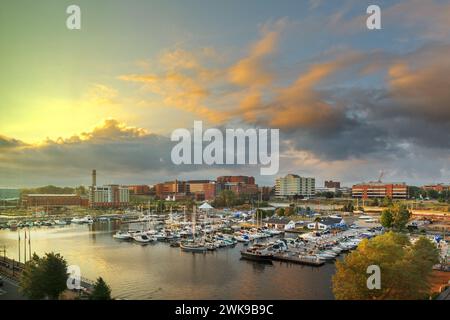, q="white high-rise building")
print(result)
[90,184,130,207]
[275,174,315,197]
